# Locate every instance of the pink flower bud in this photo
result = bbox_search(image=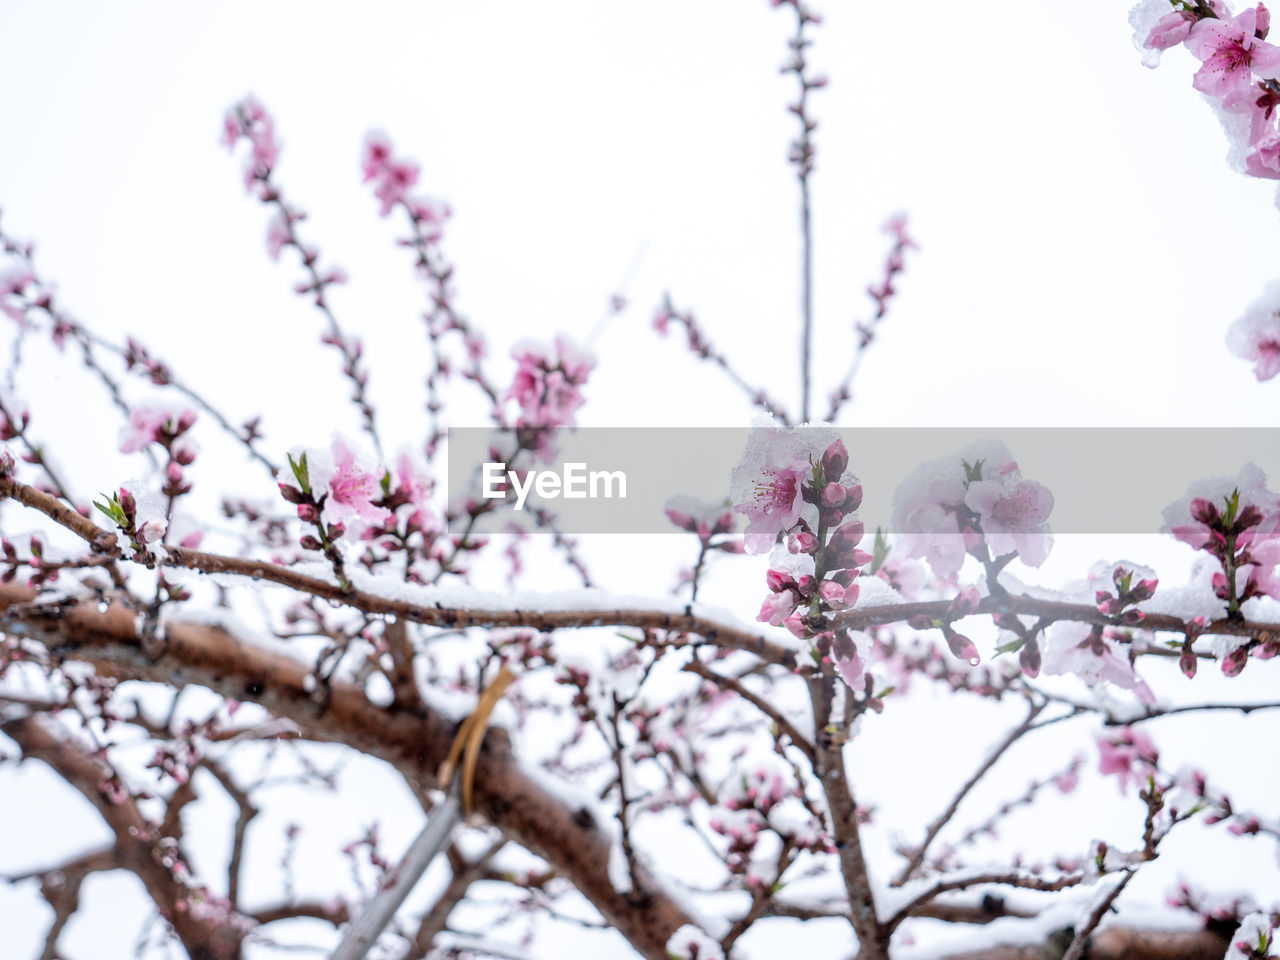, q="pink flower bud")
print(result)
[818,579,845,605]
[783,614,811,639]
[1221,645,1249,677]
[821,482,845,507]
[1179,644,1198,678]
[945,630,979,663]
[766,568,794,593]
[843,484,863,512]
[1190,498,1219,524]
[790,531,818,554]
[821,439,848,479]
[1130,578,1158,602]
